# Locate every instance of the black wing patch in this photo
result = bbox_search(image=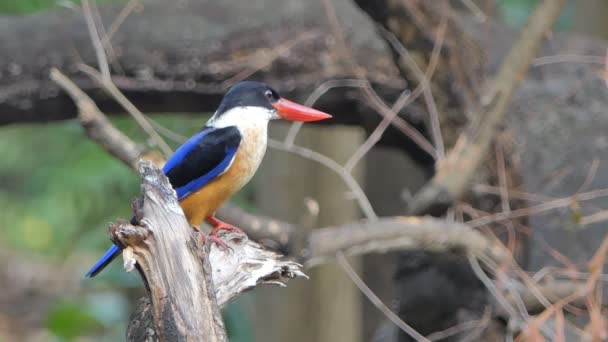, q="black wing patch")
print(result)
[163,126,242,199]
